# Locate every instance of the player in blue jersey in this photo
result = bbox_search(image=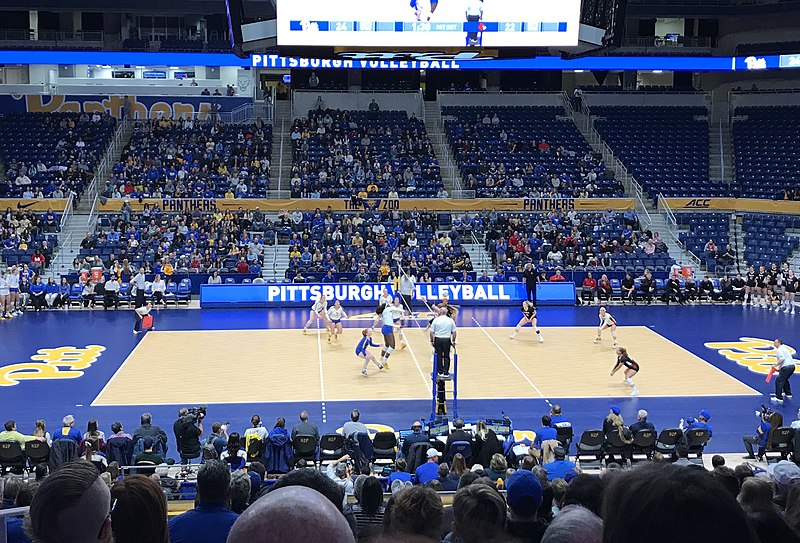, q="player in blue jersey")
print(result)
[356,328,386,377]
